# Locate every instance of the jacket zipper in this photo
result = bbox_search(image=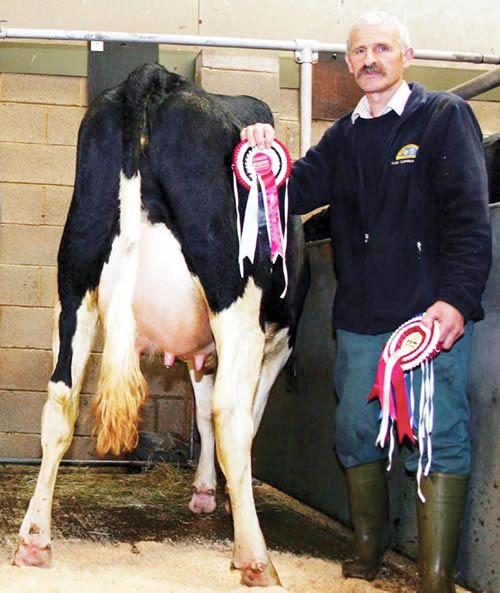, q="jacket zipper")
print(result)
[362,231,370,329]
